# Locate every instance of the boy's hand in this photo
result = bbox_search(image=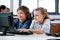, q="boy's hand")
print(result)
[18,29,29,32]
